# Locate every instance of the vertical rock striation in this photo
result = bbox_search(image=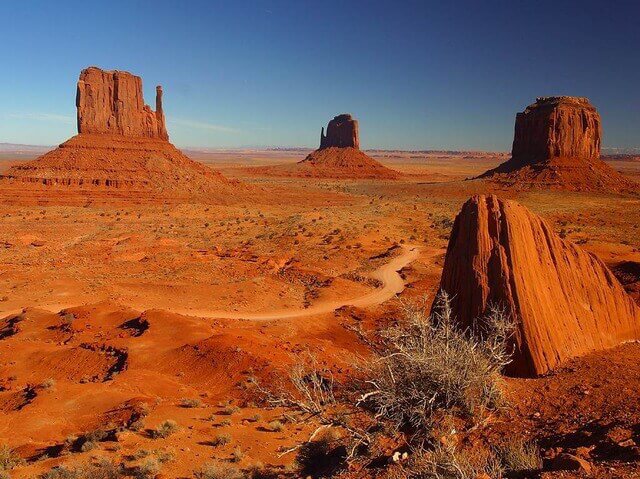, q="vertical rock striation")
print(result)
[510,96,601,169]
[76,67,168,140]
[438,194,640,377]
[479,97,635,192]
